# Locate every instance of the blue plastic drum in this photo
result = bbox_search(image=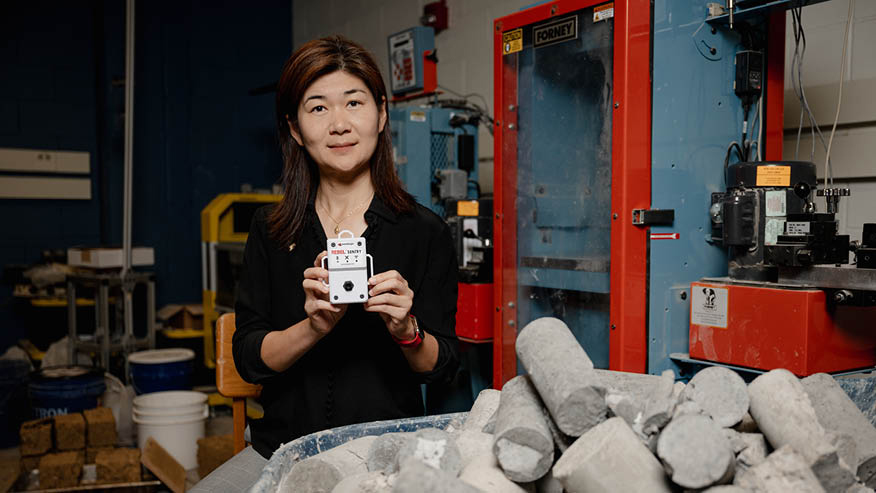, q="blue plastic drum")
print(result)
[29,366,106,419]
[128,348,195,395]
